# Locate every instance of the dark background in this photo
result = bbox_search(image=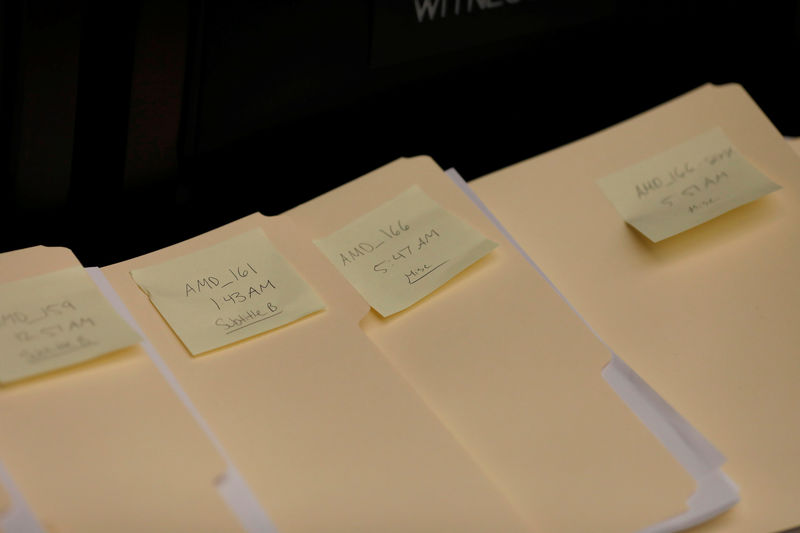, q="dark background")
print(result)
[2,0,799,267]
